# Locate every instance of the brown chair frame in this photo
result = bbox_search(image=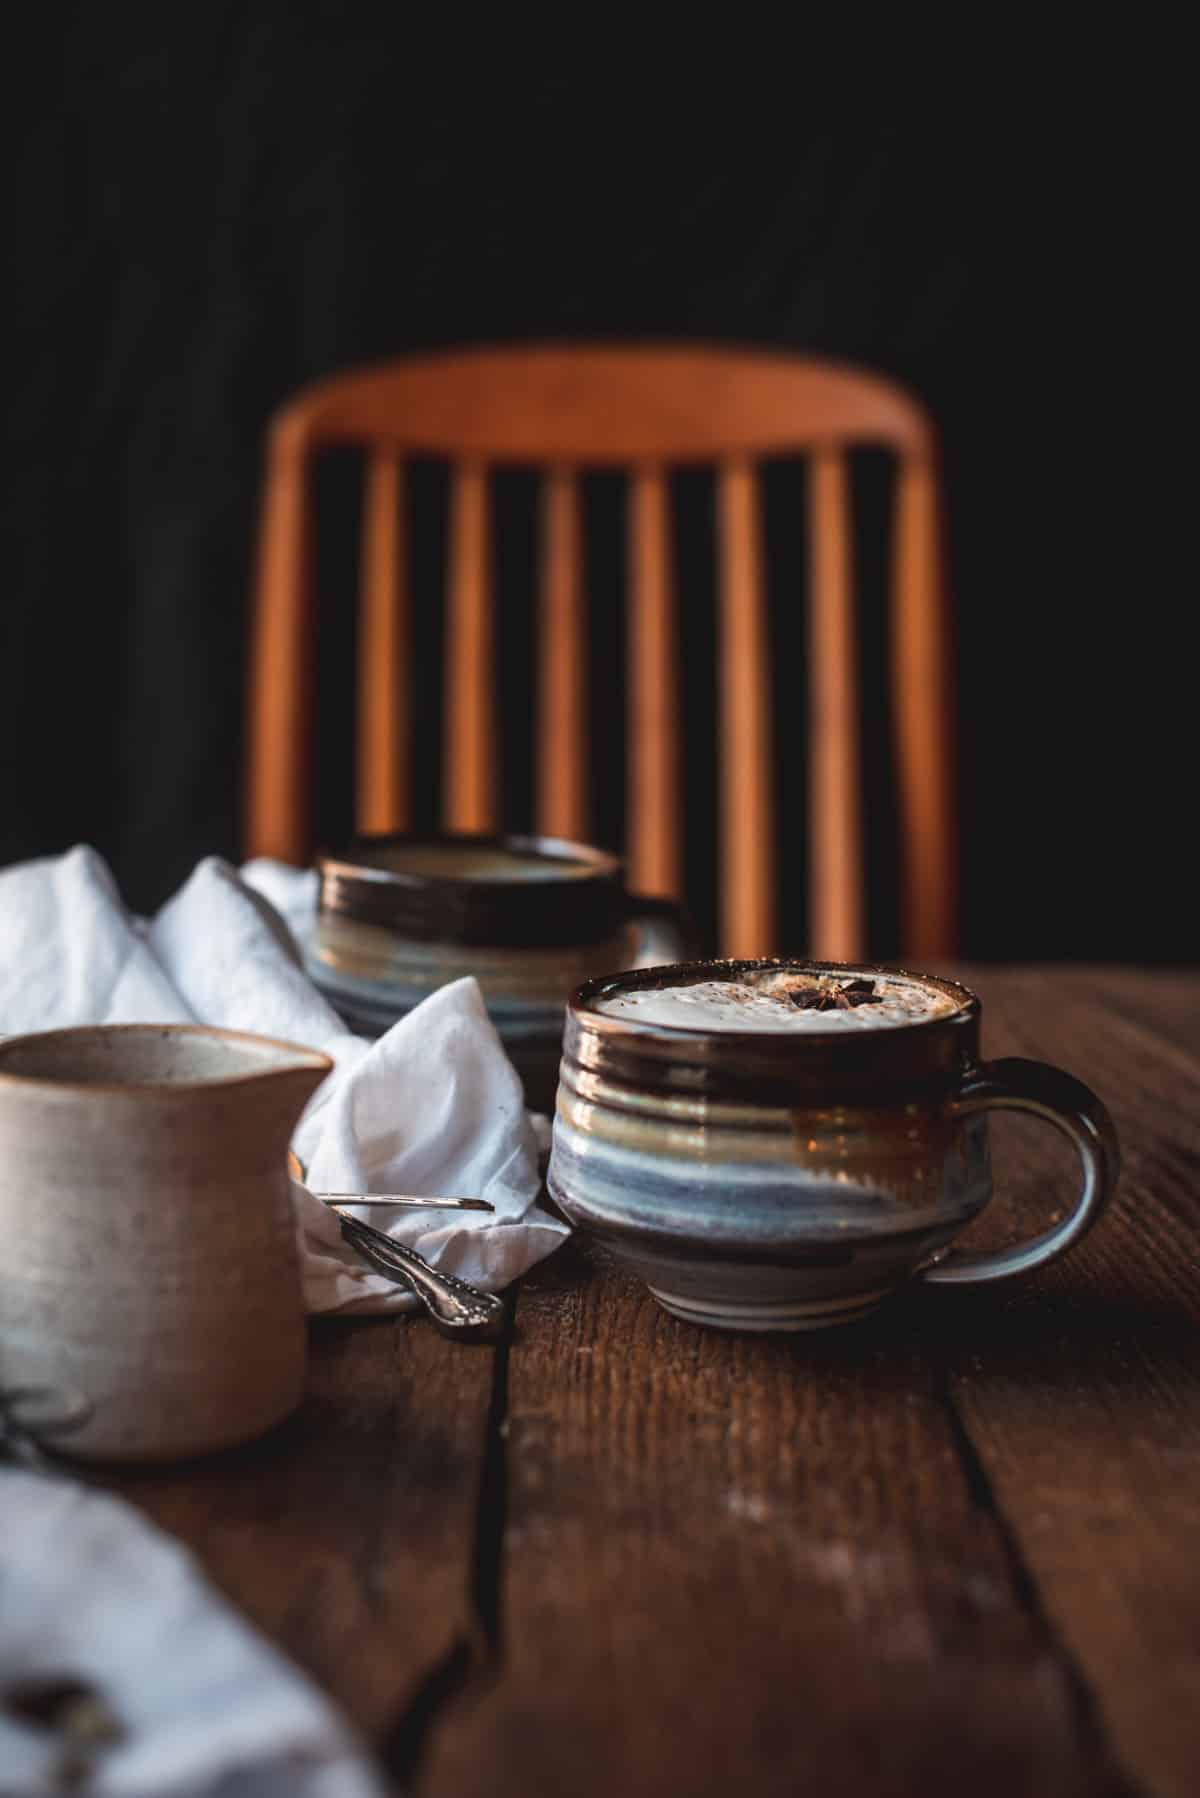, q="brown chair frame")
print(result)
[246,344,956,958]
